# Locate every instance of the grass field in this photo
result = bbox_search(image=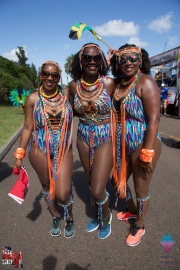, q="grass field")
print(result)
[0,105,24,148]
